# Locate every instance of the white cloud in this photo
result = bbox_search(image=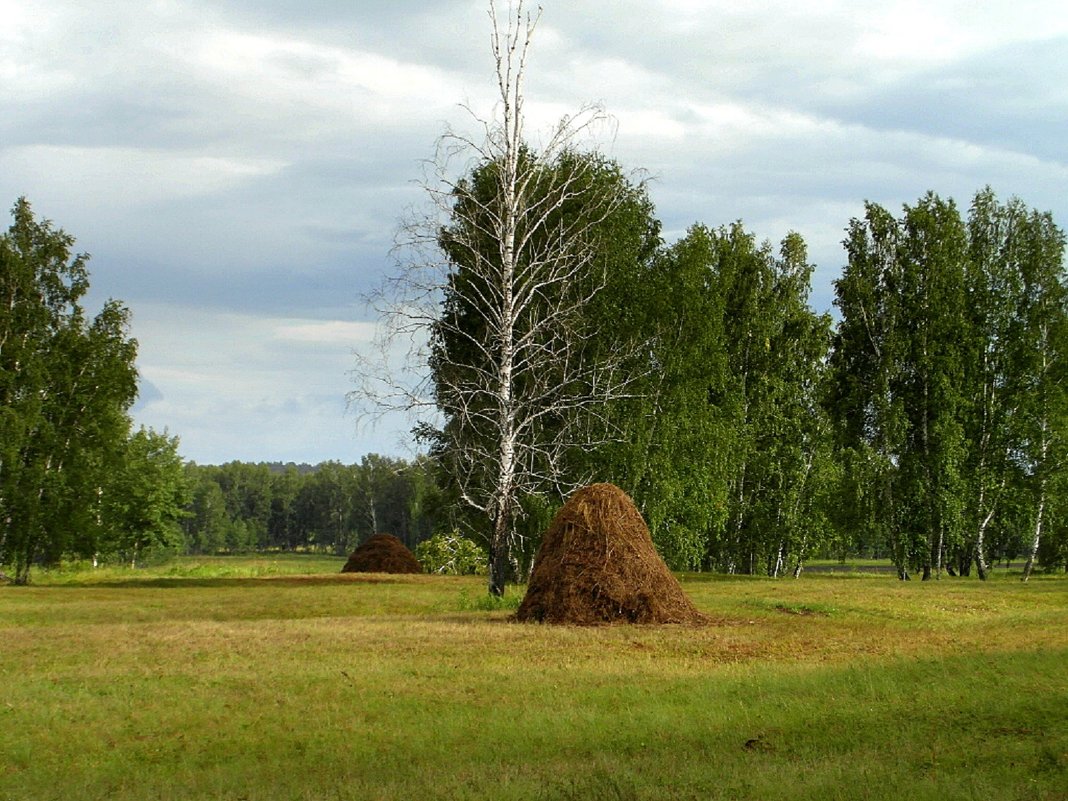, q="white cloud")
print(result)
[274,320,377,345]
[3,0,1064,463]
[184,28,464,124]
[853,3,981,65]
[129,305,381,463]
[0,146,288,207]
